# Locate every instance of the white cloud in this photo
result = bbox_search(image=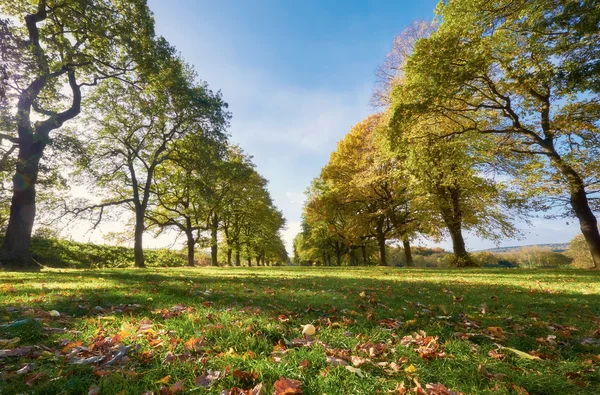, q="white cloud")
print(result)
[286,191,306,206]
